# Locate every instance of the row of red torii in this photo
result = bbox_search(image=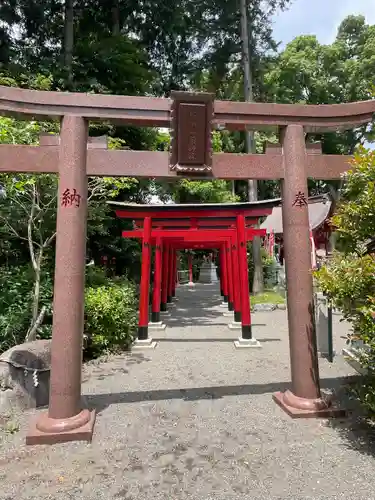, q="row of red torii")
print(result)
[114,202,271,345]
[1,86,373,445]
